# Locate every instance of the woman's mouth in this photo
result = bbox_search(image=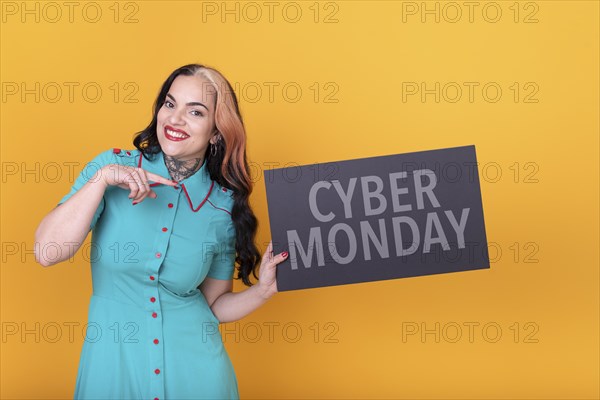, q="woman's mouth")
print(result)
[164,126,190,141]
